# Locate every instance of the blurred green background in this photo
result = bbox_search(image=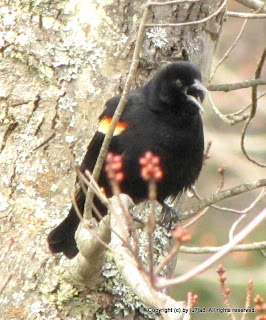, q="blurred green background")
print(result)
[171,1,266,319]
